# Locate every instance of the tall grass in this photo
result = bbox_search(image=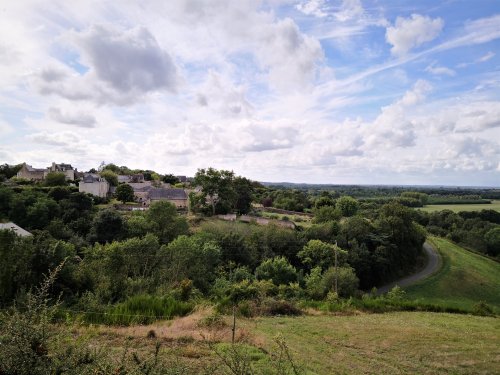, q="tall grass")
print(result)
[81,295,194,325]
[300,296,494,316]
